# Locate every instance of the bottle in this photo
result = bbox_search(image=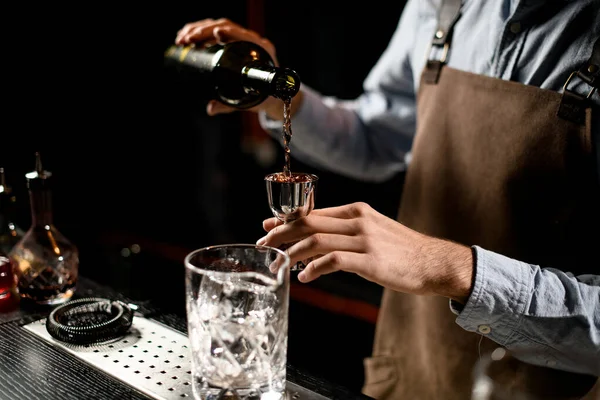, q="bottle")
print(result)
[0,168,25,255]
[0,249,17,301]
[0,168,23,301]
[164,40,301,109]
[9,152,79,305]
